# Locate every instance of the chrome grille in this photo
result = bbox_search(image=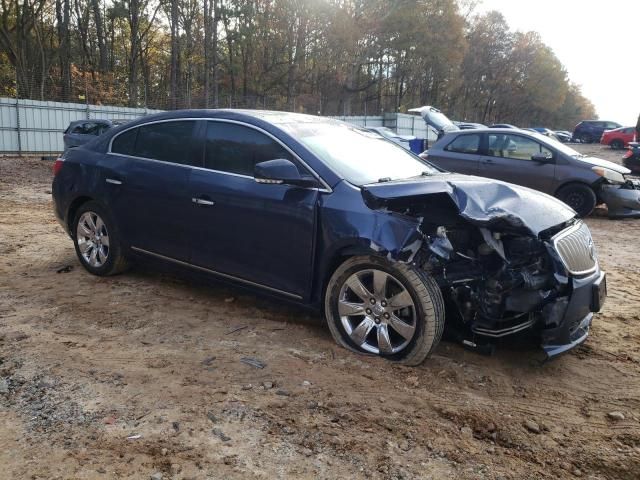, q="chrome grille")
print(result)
[552,222,597,275]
